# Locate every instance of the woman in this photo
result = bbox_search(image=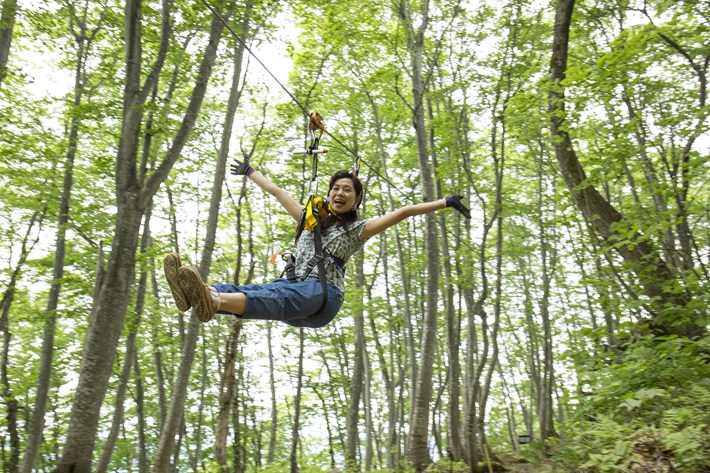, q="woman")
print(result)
[164,158,470,328]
